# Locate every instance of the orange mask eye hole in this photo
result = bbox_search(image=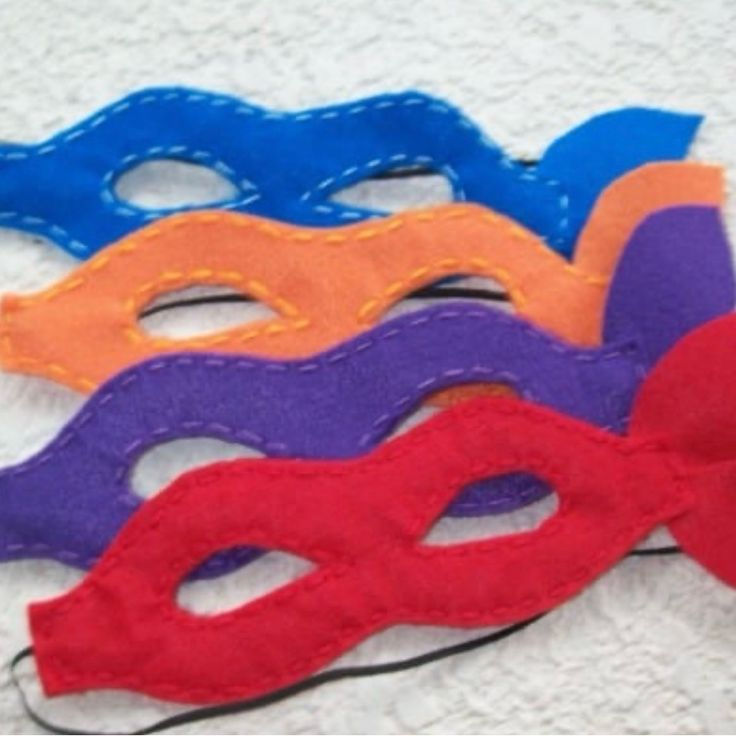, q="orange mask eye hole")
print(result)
[138,284,277,341]
[0,163,722,393]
